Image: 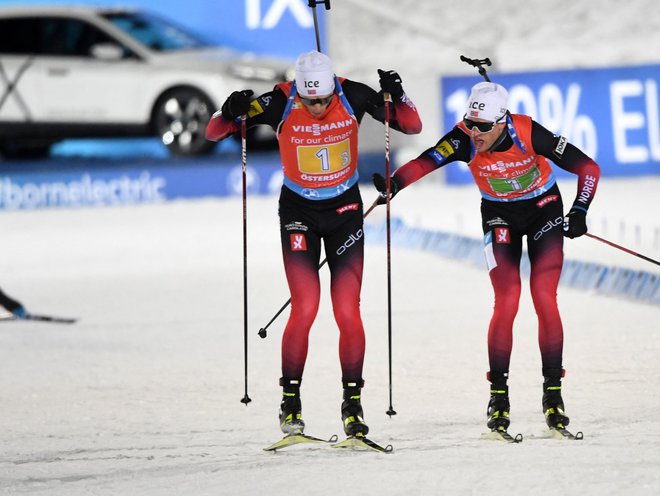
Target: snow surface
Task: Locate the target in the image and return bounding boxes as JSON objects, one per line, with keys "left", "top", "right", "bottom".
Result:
{"left": 1, "top": 176, "right": 659, "bottom": 495}
{"left": 2, "top": 1, "right": 660, "bottom": 494}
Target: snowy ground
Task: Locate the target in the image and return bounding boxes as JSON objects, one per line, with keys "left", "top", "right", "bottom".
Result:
{"left": 2, "top": 1, "right": 660, "bottom": 494}
{"left": 1, "top": 176, "right": 659, "bottom": 496}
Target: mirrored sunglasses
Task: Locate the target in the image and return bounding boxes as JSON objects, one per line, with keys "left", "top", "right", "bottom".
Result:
{"left": 462, "top": 117, "right": 498, "bottom": 133}
{"left": 299, "top": 94, "right": 333, "bottom": 106}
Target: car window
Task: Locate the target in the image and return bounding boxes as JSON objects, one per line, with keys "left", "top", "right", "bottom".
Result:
{"left": 0, "top": 18, "right": 42, "bottom": 54}
{"left": 102, "top": 11, "right": 211, "bottom": 51}
{"left": 0, "top": 16, "right": 134, "bottom": 58}
{"left": 44, "top": 17, "right": 134, "bottom": 57}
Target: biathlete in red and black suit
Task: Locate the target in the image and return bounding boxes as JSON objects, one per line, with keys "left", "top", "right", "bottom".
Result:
{"left": 206, "top": 50, "right": 421, "bottom": 438}
{"left": 373, "top": 81, "right": 600, "bottom": 433}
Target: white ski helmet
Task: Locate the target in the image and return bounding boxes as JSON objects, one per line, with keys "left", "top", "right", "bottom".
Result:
{"left": 295, "top": 50, "right": 335, "bottom": 98}
{"left": 466, "top": 82, "right": 509, "bottom": 122}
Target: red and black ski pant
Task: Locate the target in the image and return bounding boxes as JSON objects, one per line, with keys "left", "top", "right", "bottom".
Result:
{"left": 278, "top": 184, "right": 366, "bottom": 383}
{"left": 481, "top": 184, "right": 565, "bottom": 377}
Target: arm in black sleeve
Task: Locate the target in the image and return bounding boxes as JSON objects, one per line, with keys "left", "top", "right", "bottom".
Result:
{"left": 206, "top": 87, "right": 287, "bottom": 141}
{"left": 392, "top": 127, "right": 472, "bottom": 188}
{"left": 241, "top": 87, "right": 288, "bottom": 130}
{"left": 531, "top": 120, "right": 601, "bottom": 212}
{"left": 342, "top": 79, "right": 422, "bottom": 134}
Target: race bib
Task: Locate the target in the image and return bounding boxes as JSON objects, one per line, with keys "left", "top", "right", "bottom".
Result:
{"left": 487, "top": 166, "right": 541, "bottom": 194}
{"left": 297, "top": 139, "right": 351, "bottom": 174}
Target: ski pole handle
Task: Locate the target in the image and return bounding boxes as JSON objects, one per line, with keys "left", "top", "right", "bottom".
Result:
{"left": 307, "top": 0, "right": 331, "bottom": 8}
{"left": 307, "top": 0, "right": 331, "bottom": 52}
{"left": 460, "top": 55, "right": 492, "bottom": 82}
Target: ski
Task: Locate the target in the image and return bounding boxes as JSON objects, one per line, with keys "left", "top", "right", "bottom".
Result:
{"left": 332, "top": 434, "right": 393, "bottom": 453}
{"left": 0, "top": 313, "right": 78, "bottom": 324}
{"left": 543, "top": 427, "right": 584, "bottom": 440}
{"left": 482, "top": 427, "right": 523, "bottom": 443}
{"left": 263, "top": 433, "right": 338, "bottom": 452}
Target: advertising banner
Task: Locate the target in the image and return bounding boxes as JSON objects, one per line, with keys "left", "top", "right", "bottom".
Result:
{"left": 0, "top": 153, "right": 284, "bottom": 210}
{"left": 0, "top": 0, "right": 321, "bottom": 59}
{"left": 442, "top": 64, "right": 660, "bottom": 183}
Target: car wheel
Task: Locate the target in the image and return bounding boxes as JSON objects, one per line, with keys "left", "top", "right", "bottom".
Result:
{"left": 153, "top": 87, "right": 216, "bottom": 156}
{"left": 232, "top": 126, "right": 279, "bottom": 151}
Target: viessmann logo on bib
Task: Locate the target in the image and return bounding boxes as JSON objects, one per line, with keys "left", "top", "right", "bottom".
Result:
{"left": 292, "top": 119, "right": 354, "bottom": 136}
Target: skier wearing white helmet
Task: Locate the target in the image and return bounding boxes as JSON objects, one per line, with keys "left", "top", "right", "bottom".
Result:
{"left": 374, "top": 80, "right": 601, "bottom": 437}
{"left": 207, "top": 50, "right": 422, "bottom": 439}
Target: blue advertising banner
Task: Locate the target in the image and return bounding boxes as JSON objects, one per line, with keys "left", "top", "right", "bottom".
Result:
{"left": 0, "top": 150, "right": 387, "bottom": 210}
{"left": 0, "top": 153, "right": 284, "bottom": 210}
{"left": 0, "top": 0, "right": 322, "bottom": 59}
{"left": 442, "top": 64, "right": 660, "bottom": 183}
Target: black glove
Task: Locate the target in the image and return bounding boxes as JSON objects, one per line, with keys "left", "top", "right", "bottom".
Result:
{"left": 221, "top": 90, "right": 254, "bottom": 120}
{"left": 563, "top": 208, "right": 588, "bottom": 238}
{"left": 0, "top": 289, "right": 26, "bottom": 317}
{"left": 377, "top": 69, "right": 404, "bottom": 99}
{"left": 373, "top": 173, "right": 401, "bottom": 205}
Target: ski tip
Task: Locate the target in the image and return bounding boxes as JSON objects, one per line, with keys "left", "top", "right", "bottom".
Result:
{"left": 482, "top": 429, "right": 523, "bottom": 443}
{"left": 332, "top": 434, "right": 394, "bottom": 453}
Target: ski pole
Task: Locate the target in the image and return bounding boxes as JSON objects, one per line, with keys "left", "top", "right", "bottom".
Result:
{"left": 240, "top": 114, "right": 251, "bottom": 406}
{"left": 307, "top": 0, "right": 331, "bottom": 53}
{"left": 257, "top": 197, "right": 380, "bottom": 339}
{"left": 460, "top": 55, "right": 492, "bottom": 82}
{"left": 585, "top": 233, "right": 660, "bottom": 267}
{"left": 383, "top": 91, "right": 397, "bottom": 417}
{"left": 0, "top": 313, "right": 77, "bottom": 324}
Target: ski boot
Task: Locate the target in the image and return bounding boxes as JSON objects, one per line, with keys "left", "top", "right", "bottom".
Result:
{"left": 542, "top": 369, "right": 570, "bottom": 429}
{"left": 279, "top": 377, "right": 305, "bottom": 435}
{"left": 341, "top": 379, "right": 369, "bottom": 437}
{"left": 486, "top": 372, "right": 510, "bottom": 431}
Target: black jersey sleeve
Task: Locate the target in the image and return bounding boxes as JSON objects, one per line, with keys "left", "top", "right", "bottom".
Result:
{"left": 341, "top": 79, "right": 378, "bottom": 123}
{"left": 530, "top": 120, "right": 594, "bottom": 174}
{"left": 423, "top": 127, "right": 473, "bottom": 166}
{"left": 393, "top": 127, "right": 472, "bottom": 188}
{"left": 530, "top": 119, "right": 601, "bottom": 211}
{"left": 245, "top": 87, "right": 289, "bottom": 131}
{"left": 341, "top": 79, "right": 422, "bottom": 134}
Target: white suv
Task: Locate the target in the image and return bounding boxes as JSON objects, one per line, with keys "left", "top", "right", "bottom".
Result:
{"left": 0, "top": 6, "right": 292, "bottom": 157}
